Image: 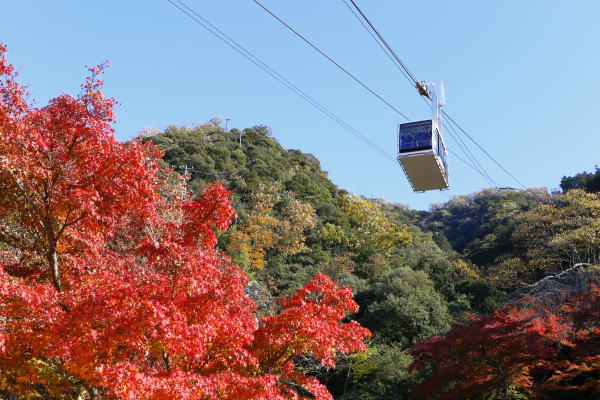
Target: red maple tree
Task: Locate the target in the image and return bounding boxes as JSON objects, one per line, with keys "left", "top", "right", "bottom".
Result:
{"left": 0, "top": 44, "right": 370, "bottom": 399}
{"left": 0, "top": 47, "right": 161, "bottom": 291}
{"left": 410, "top": 307, "right": 565, "bottom": 399}
{"left": 410, "top": 286, "right": 600, "bottom": 400}
{"left": 530, "top": 286, "right": 600, "bottom": 399}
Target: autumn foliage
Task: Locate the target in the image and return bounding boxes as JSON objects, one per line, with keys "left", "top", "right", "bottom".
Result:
{"left": 0, "top": 44, "right": 370, "bottom": 399}
{"left": 410, "top": 286, "right": 600, "bottom": 399}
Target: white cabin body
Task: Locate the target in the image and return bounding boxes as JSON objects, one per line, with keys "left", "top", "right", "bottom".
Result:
{"left": 397, "top": 119, "right": 449, "bottom": 192}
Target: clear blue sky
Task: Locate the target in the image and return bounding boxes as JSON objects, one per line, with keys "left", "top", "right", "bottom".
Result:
{"left": 3, "top": 1, "right": 600, "bottom": 209}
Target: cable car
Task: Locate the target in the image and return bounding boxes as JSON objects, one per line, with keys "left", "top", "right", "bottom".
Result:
{"left": 397, "top": 82, "right": 449, "bottom": 192}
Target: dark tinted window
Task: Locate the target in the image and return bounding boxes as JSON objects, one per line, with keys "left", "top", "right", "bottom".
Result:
{"left": 399, "top": 120, "right": 432, "bottom": 153}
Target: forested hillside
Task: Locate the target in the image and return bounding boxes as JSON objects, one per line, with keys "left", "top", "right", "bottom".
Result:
{"left": 144, "top": 122, "right": 600, "bottom": 399}
{"left": 1, "top": 43, "right": 598, "bottom": 399}
{"left": 138, "top": 122, "right": 525, "bottom": 398}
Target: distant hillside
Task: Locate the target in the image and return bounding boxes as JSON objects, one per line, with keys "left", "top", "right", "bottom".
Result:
{"left": 143, "top": 122, "right": 600, "bottom": 399}
{"left": 145, "top": 123, "right": 339, "bottom": 215}
{"left": 144, "top": 122, "right": 510, "bottom": 399}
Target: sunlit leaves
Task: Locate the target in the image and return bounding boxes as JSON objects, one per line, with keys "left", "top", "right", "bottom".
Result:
{"left": 0, "top": 45, "right": 369, "bottom": 400}
{"left": 252, "top": 272, "right": 371, "bottom": 372}
{"left": 227, "top": 184, "right": 317, "bottom": 269}
{"left": 338, "top": 194, "right": 412, "bottom": 254}
{"left": 0, "top": 48, "right": 162, "bottom": 291}
{"left": 492, "top": 189, "right": 600, "bottom": 289}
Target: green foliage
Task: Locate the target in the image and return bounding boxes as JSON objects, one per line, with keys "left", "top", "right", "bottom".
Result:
{"left": 487, "top": 189, "right": 600, "bottom": 290}
{"left": 421, "top": 188, "right": 550, "bottom": 254}
{"left": 357, "top": 267, "right": 452, "bottom": 347}
{"left": 560, "top": 166, "right": 600, "bottom": 193}
{"left": 148, "top": 122, "right": 563, "bottom": 398}
{"left": 337, "top": 194, "right": 412, "bottom": 262}
{"left": 339, "top": 344, "right": 418, "bottom": 400}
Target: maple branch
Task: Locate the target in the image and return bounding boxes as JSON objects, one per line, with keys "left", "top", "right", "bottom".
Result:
{"left": 163, "top": 351, "right": 171, "bottom": 373}
{"left": 258, "top": 345, "right": 291, "bottom": 374}
{"left": 3, "top": 167, "right": 45, "bottom": 231}
{"left": 57, "top": 211, "right": 87, "bottom": 238}
{"left": 282, "top": 380, "right": 315, "bottom": 399}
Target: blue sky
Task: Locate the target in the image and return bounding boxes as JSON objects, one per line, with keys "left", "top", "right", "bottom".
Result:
{"left": 3, "top": 1, "right": 600, "bottom": 209}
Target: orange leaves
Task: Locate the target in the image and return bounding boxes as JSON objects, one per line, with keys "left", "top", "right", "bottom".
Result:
{"left": 0, "top": 43, "right": 370, "bottom": 400}
{"left": 252, "top": 273, "right": 371, "bottom": 372}
{"left": 0, "top": 45, "right": 163, "bottom": 290}
{"left": 1, "top": 261, "right": 369, "bottom": 399}
{"left": 227, "top": 186, "right": 317, "bottom": 270}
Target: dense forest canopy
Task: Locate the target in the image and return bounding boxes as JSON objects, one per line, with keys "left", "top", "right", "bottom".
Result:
{"left": 560, "top": 166, "right": 600, "bottom": 193}
{"left": 140, "top": 120, "right": 600, "bottom": 399}
{"left": 0, "top": 44, "right": 598, "bottom": 399}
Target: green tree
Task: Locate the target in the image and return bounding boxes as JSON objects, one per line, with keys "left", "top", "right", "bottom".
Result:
{"left": 358, "top": 267, "right": 452, "bottom": 347}
{"left": 338, "top": 194, "right": 412, "bottom": 256}
{"left": 489, "top": 189, "right": 600, "bottom": 289}
{"left": 337, "top": 344, "right": 418, "bottom": 400}
{"left": 560, "top": 166, "right": 600, "bottom": 193}
{"left": 421, "top": 188, "right": 549, "bottom": 255}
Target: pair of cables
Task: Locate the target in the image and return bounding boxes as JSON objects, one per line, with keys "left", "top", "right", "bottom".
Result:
{"left": 167, "top": 0, "right": 397, "bottom": 163}
{"left": 167, "top": 0, "right": 526, "bottom": 190}
{"left": 339, "top": 0, "right": 524, "bottom": 189}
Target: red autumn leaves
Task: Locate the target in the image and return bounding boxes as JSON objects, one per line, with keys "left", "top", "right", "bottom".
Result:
{"left": 0, "top": 44, "right": 370, "bottom": 399}
{"left": 410, "top": 287, "right": 600, "bottom": 399}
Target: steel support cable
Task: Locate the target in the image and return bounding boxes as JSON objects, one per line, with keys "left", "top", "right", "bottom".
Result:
{"left": 246, "top": 0, "right": 490, "bottom": 184}
{"left": 168, "top": 0, "right": 397, "bottom": 163}
{"left": 252, "top": 0, "right": 497, "bottom": 186}
{"left": 448, "top": 149, "right": 483, "bottom": 174}
{"left": 340, "top": 0, "right": 416, "bottom": 88}
{"left": 444, "top": 125, "right": 498, "bottom": 186}
{"left": 441, "top": 123, "right": 484, "bottom": 173}
{"left": 250, "top": 0, "right": 501, "bottom": 187}
{"left": 345, "top": 0, "right": 419, "bottom": 86}
{"left": 419, "top": 96, "right": 498, "bottom": 187}
{"left": 442, "top": 110, "right": 527, "bottom": 189}
{"left": 443, "top": 117, "right": 498, "bottom": 187}
{"left": 417, "top": 95, "right": 497, "bottom": 187}
{"left": 169, "top": 0, "right": 507, "bottom": 188}
{"left": 342, "top": 0, "right": 497, "bottom": 186}
{"left": 443, "top": 120, "right": 498, "bottom": 187}
{"left": 344, "top": 0, "right": 525, "bottom": 189}
{"left": 249, "top": 0, "right": 410, "bottom": 121}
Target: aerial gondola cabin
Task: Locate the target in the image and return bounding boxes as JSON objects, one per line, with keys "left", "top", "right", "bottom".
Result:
{"left": 397, "top": 118, "right": 449, "bottom": 192}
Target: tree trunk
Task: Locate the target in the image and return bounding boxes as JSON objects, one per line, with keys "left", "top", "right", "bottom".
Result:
{"left": 47, "top": 246, "right": 61, "bottom": 292}
{"left": 503, "top": 376, "right": 510, "bottom": 400}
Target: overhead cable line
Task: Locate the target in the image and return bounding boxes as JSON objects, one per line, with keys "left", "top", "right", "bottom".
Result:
{"left": 442, "top": 110, "right": 526, "bottom": 189}
{"left": 339, "top": 0, "right": 416, "bottom": 88}
{"left": 418, "top": 94, "right": 497, "bottom": 187}
{"left": 447, "top": 149, "right": 487, "bottom": 179}
{"left": 342, "top": 0, "right": 526, "bottom": 189}
{"left": 345, "top": 0, "right": 419, "bottom": 86}
{"left": 168, "top": 0, "right": 503, "bottom": 187}
{"left": 249, "top": 0, "right": 410, "bottom": 121}
{"left": 421, "top": 95, "right": 498, "bottom": 187}
{"left": 443, "top": 122, "right": 498, "bottom": 187}
{"left": 344, "top": 0, "right": 500, "bottom": 184}
{"left": 249, "top": 0, "right": 497, "bottom": 186}
{"left": 167, "top": 0, "right": 397, "bottom": 163}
